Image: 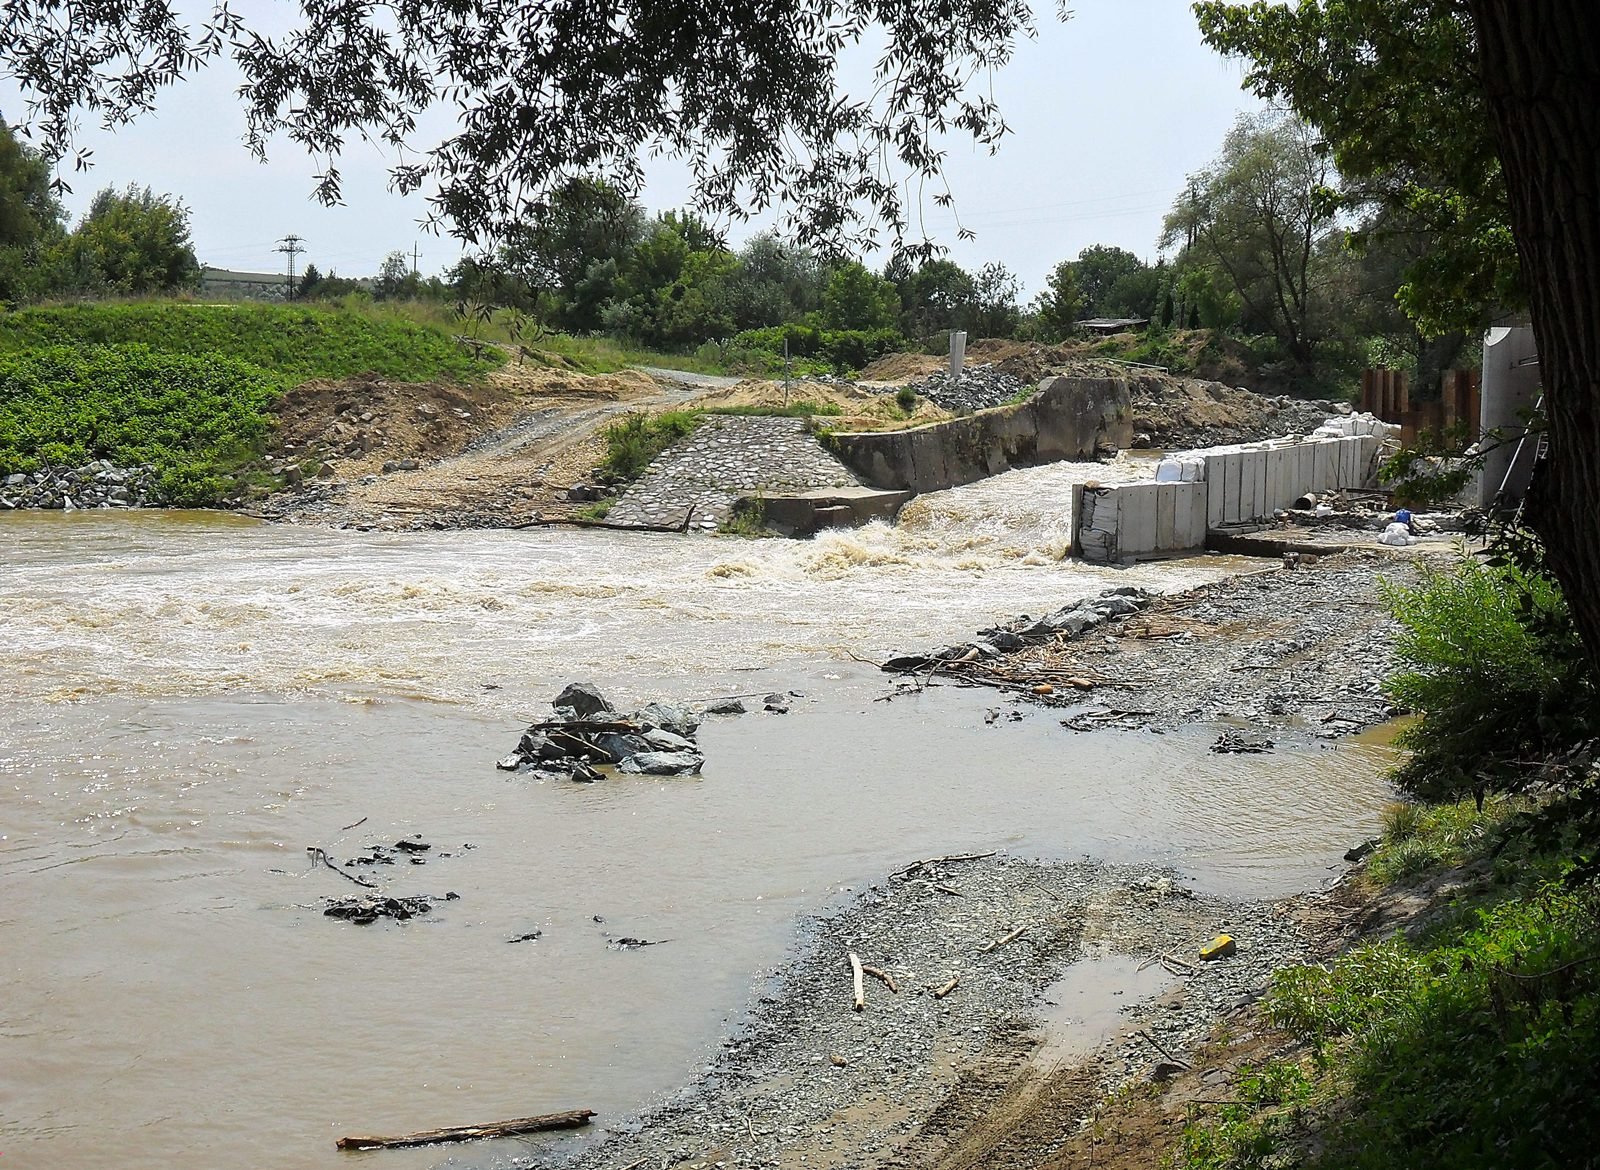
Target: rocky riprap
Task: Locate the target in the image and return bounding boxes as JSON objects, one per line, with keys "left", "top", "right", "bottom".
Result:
{"left": 881, "top": 586, "right": 1155, "bottom": 672}
{"left": 498, "top": 683, "right": 712, "bottom": 779}
{"left": 900, "top": 365, "right": 1032, "bottom": 412}
{"left": 0, "top": 462, "right": 160, "bottom": 510}
{"left": 604, "top": 415, "right": 865, "bottom": 530}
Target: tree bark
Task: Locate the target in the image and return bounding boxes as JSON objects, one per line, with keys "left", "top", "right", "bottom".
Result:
{"left": 1470, "top": 2, "right": 1600, "bottom": 665}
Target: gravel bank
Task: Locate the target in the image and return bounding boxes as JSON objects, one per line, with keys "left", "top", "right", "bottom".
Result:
{"left": 882, "top": 550, "right": 1443, "bottom": 741}
{"left": 561, "top": 854, "right": 1323, "bottom": 1170}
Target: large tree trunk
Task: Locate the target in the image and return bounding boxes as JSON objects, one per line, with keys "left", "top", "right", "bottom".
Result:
{"left": 1471, "top": 2, "right": 1600, "bottom": 665}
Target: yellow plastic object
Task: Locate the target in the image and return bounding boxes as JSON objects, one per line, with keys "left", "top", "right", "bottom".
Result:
{"left": 1199, "top": 934, "right": 1237, "bottom": 961}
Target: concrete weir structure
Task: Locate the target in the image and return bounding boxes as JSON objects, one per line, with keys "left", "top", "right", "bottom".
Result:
{"left": 826, "top": 375, "right": 1133, "bottom": 494}
{"left": 1072, "top": 417, "right": 1395, "bottom": 563}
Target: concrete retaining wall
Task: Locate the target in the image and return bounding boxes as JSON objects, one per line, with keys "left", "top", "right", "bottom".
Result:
{"left": 826, "top": 376, "right": 1133, "bottom": 495}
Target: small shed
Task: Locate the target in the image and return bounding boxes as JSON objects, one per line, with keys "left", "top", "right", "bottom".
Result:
{"left": 1075, "top": 317, "right": 1150, "bottom": 335}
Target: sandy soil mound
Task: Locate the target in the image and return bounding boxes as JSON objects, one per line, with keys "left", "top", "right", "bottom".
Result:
{"left": 859, "top": 350, "right": 945, "bottom": 381}
{"left": 682, "top": 378, "right": 953, "bottom": 431}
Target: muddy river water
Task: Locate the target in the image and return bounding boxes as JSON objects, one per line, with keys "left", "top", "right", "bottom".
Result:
{"left": 0, "top": 465, "right": 1395, "bottom": 1170}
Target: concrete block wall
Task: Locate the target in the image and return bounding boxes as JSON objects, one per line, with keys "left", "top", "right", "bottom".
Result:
{"left": 1076, "top": 430, "right": 1386, "bottom": 563}
{"left": 1074, "top": 481, "right": 1208, "bottom": 562}
{"left": 1198, "top": 434, "right": 1380, "bottom": 529}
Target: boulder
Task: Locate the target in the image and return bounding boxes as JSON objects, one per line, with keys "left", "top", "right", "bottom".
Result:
{"left": 701, "top": 698, "right": 747, "bottom": 716}
{"left": 641, "top": 727, "right": 695, "bottom": 753}
{"left": 595, "top": 732, "right": 651, "bottom": 762}
{"left": 617, "top": 750, "right": 704, "bottom": 776}
{"left": 551, "top": 682, "right": 613, "bottom": 720}
{"left": 633, "top": 701, "right": 699, "bottom": 738}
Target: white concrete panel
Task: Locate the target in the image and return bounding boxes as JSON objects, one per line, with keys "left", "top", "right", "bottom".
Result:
{"left": 1226, "top": 451, "right": 1246, "bottom": 523}
{"left": 1156, "top": 482, "right": 1177, "bottom": 550}
{"left": 1250, "top": 449, "right": 1269, "bottom": 519}
{"left": 1185, "top": 482, "right": 1209, "bottom": 546}
{"left": 1315, "top": 441, "right": 1337, "bottom": 492}
{"left": 1125, "top": 484, "right": 1158, "bottom": 555}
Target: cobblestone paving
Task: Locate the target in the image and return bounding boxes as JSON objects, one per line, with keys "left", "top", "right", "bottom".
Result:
{"left": 606, "top": 415, "right": 864, "bottom": 530}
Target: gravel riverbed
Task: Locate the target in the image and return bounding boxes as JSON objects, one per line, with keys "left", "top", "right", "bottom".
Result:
{"left": 557, "top": 854, "right": 1324, "bottom": 1170}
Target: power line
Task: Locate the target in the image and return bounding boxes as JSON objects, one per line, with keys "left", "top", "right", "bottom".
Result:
{"left": 275, "top": 234, "right": 306, "bottom": 300}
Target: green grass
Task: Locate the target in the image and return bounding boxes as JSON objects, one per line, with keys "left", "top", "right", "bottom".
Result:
{"left": 599, "top": 410, "right": 704, "bottom": 481}
{"left": 0, "top": 302, "right": 499, "bottom": 382}
{"left": 701, "top": 401, "right": 844, "bottom": 419}
{"left": 0, "top": 300, "right": 510, "bottom": 504}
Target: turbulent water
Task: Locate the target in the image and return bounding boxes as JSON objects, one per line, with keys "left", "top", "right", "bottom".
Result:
{"left": 0, "top": 462, "right": 1394, "bottom": 1170}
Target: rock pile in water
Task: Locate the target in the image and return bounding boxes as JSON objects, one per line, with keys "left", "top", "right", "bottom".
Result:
{"left": 881, "top": 586, "right": 1155, "bottom": 671}
{"left": 900, "top": 365, "right": 1032, "bottom": 412}
{"left": 498, "top": 682, "right": 706, "bottom": 779}
{"left": 0, "top": 462, "right": 160, "bottom": 510}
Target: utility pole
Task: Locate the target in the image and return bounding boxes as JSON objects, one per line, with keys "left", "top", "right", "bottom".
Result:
{"left": 412, "top": 242, "right": 420, "bottom": 278}
{"left": 277, "top": 234, "right": 306, "bottom": 301}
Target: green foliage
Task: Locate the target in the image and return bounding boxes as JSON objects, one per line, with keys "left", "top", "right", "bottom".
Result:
{"left": 718, "top": 497, "right": 770, "bottom": 537}
{"left": 0, "top": 303, "right": 498, "bottom": 383}
{"left": 1261, "top": 882, "right": 1600, "bottom": 1170}
{"left": 1071, "top": 245, "right": 1147, "bottom": 318}
{"left": 1366, "top": 796, "right": 1526, "bottom": 886}
{"left": 0, "top": 121, "right": 65, "bottom": 305}
{"left": 56, "top": 185, "right": 199, "bottom": 295}
{"left": 1193, "top": 0, "right": 1515, "bottom": 336}
{"left": 730, "top": 324, "right": 902, "bottom": 375}
{"left": 892, "top": 257, "right": 976, "bottom": 337}
{"left": 1032, "top": 259, "right": 1084, "bottom": 342}
{"left": 599, "top": 411, "right": 703, "bottom": 481}
{"left": 1381, "top": 552, "right": 1597, "bottom": 802}
{"left": 821, "top": 261, "right": 900, "bottom": 331}
{"left": 1161, "top": 112, "right": 1338, "bottom": 372}
{"left": 1174, "top": 1061, "right": 1314, "bottom": 1170}
{"left": 0, "top": 344, "right": 279, "bottom": 504}
{"left": 894, "top": 385, "right": 918, "bottom": 413}
{"left": 964, "top": 260, "right": 1022, "bottom": 338}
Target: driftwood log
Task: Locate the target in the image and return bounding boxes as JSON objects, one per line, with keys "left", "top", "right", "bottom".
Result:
{"left": 978, "top": 925, "right": 1027, "bottom": 954}
{"left": 889, "top": 851, "right": 997, "bottom": 881}
{"left": 862, "top": 964, "right": 899, "bottom": 994}
{"left": 336, "top": 1108, "right": 595, "bottom": 1150}
{"left": 932, "top": 975, "right": 961, "bottom": 1000}
{"left": 848, "top": 951, "right": 865, "bottom": 1011}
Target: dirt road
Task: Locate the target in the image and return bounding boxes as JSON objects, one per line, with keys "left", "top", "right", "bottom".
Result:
{"left": 262, "top": 362, "right": 701, "bottom": 529}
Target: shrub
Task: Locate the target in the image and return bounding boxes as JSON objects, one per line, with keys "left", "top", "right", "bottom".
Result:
{"left": 1381, "top": 550, "right": 1597, "bottom": 803}
{"left": 894, "top": 386, "right": 918, "bottom": 412}
{"left": 599, "top": 410, "right": 701, "bottom": 481}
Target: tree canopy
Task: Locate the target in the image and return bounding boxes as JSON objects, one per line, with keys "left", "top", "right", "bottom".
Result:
{"left": 1193, "top": 0, "right": 1517, "bottom": 335}
{"left": 0, "top": 0, "right": 1038, "bottom": 255}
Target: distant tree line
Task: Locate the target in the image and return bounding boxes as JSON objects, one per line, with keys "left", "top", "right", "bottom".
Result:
{"left": 0, "top": 114, "right": 1482, "bottom": 395}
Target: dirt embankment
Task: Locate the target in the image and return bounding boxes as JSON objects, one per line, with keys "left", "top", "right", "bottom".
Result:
{"left": 859, "top": 338, "right": 1340, "bottom": 449}
{"left": 260, "top": 359, "right": 673, "bottom": 529}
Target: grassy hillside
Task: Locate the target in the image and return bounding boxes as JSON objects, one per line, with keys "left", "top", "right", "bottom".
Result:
{"left": 0, "top": 301, "right": 503, "bottom": 505}
{"left": 0, "top": 302, "right": 501, "bottom": 383}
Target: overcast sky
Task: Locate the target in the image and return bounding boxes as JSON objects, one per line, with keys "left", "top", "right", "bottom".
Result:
{"left": 4, "top": 0, "right": 1263, "bottom": 298}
